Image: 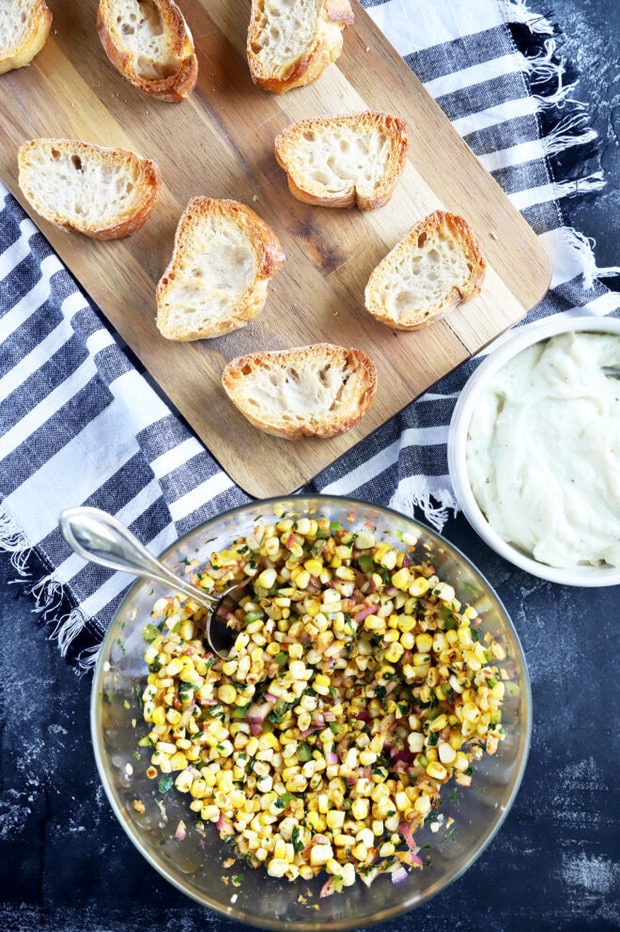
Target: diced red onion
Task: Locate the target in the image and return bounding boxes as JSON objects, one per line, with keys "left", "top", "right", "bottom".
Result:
{"left": 391, "top": 865, "right": 408, "bottom": 884}
{"left": 319, "top": 878, "right": 335, "bottom": 898}
{"left": 399, "top": 820, "right": 416, "bottom": 850}
{"left": 354, "top": 604, "right": 375, "bottom": 622}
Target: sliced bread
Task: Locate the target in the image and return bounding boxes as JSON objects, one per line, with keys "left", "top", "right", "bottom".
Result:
{"left": 364, "top": 211, "right": 487, "bottom": 330}
{"left": 97, "top": 0, "right": 198, "bottom": 102}
{"left": 221, "top": 343, "right": 377, "bottom": 440}
{"left": 156, "top": 197, "right": 286, "bottom": 341}
{"left": 274, "top": 111, "right": 408, "bottom": 210}
{"left": 247, "top": 0, "right": 354, "bottom": 94}
{"left": 17, "top": 138, "right": 162, "bottom": 239}
{"left": 0, "top": 0, "right": 52, "bottom": 74}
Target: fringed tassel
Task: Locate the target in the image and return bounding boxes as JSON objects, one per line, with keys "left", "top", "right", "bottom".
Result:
{"left": 525, "top": 37, "right": 579, "bottom": 106}
{"left": 2, "top": 509, "right": 96, "bottom": 671}
{"left": 558, "top": 227, "right": 620, "bottom": 290}
{"left": 0, "top": 511, "right": 32, "bottom": 575}
{"left": 499, "top": 0, "right": 554, "bottom": 35}
{"left": 29, "top": 570, "right": 96, "bottom": 672}
{"left": 501, "top": 0, "right": 618, "bottom": 290}
{"left": 542, "top": 109, "right": 598, "bottom": 158}
{"left": 389, "top": 478, "right": 459, "bottom": 532}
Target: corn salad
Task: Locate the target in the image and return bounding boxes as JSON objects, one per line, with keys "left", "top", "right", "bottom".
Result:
{"left": 139, "top": 514, "right": 508, "bottom": 893}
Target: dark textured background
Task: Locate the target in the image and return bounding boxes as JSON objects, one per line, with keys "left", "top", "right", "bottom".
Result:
{"left": 1, "top": 2, "right": 618, "bottom": 930}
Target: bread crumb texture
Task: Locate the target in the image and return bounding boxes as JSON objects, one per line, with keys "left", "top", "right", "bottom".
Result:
{"left": 247, "top": 0, "right": 354, "bottom": 93}
{"left": 365, "top": 210, "right": 486, "bottom": 330}
{"left": 97, "top": 0, "right": 198, "bottom": 101}
{"left": 222, "top": 343, "right": 377, "bottom": 440}
{"left": 0, "top": 0, "right": 52, "bottom": 73}
{"left": 156, "top": 197, "right": 285, "bottom": 341}
{"left": 275, "top": 111, "right": 408, "bottom": 209}
{"left": 17, "top": 138, "right": 162, "bottom": 239}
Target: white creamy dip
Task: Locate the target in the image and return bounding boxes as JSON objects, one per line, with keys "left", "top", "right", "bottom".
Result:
{"left": 466, "top": 331, "right": 620, "bottom": 568}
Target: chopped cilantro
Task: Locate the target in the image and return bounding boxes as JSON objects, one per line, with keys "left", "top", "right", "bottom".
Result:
{"left": 158, "top": 776, "right": 174, "bottom": 794}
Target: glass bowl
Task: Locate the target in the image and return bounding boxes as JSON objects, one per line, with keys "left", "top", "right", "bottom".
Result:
{"left": 91, "top": 495, "right": 531, "bottom": 930}
{"left": 447, "top": 315, "right": 620, "bottom": 587}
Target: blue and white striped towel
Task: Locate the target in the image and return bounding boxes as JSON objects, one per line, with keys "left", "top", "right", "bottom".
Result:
{"left": 1, "top": 0, "right": 618, "bottom": 669}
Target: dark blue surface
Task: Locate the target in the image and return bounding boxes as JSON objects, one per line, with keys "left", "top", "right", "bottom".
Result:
{"left": 1, "top": 1, "right": 619, "bottom": 929}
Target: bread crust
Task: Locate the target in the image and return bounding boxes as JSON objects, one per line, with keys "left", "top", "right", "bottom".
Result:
{"left": 247, "top": 0, "right": 354, "bottom": 93}
{"left": 156, "top": 197, "right": 286, "bottom": 341}
{"left": 365, "top": 210, "right": 487, "bottom": 331}
{"left": 0, "top": 0, "right": 52, "bottom": 74}
{"left": 221, "top": 343, "right": 377, "bottom": 440}
{"left": 97, "top": 0, "right": 198, "bottom": 102}
{"left": 17, "top": 138, "right": 162, "bottom": 239}
{"left": 274, "top": 111, "right": 408, "bottom": 210}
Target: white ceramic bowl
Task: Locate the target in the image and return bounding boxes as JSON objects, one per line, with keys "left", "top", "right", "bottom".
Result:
{"left": 448, "top": 314, "right": 620, "bottom": 587}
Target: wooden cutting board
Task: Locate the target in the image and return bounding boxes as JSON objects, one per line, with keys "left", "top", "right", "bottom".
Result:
{"left": 0, "top": 0, "right": 551, "bottom": 497}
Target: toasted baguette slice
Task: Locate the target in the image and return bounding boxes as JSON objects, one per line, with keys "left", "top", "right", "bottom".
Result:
{"left": 364, "top": 211, "right": 486, "bottom": 331}
{"left": 0, "top": 0, "right": 52, "bottom": 74}
{"left": 222, "top": 343, "right": 377, "bottom": 440}
{"left": 97, "top": 0, "right": 198, "bottom": 101}
{"left": 17, "top": 138, "right": 162, "bottom": 239}
{"left": 275, "top": 112, "right": 408, "bottom": 210}
{"left": 156, "top": 198, "right": 286, "bottom": 341}
{"left": 247, "top": 0, "right": 354, "bottom": 94}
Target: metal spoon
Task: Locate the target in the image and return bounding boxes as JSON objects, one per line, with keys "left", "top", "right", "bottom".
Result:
{"left": 603, "top": 366, "right": 620, "bottom": 379}
{"left": 59, "top": 506, "right": 243, "bottom": 658}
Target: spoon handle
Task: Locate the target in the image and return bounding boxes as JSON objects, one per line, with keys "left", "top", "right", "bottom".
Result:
{"left": 59, "top": 506, "right": 217, "bottom": 606}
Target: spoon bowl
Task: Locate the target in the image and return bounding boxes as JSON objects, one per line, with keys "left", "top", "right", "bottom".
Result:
{"left": 58, "top": 506, "right": 243, "bottom": 657}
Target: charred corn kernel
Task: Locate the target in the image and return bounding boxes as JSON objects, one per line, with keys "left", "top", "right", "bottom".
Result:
{"left": 352, "top": 843, "right": 369, "bottom": 862}
{"left": 438, "top": 742, "right": 457, "bottom": 764}
{"left": 351, "top": 798, "right": 370, "bottom": 821}
{"left": 326, "top": 809, "right": 345, "bottom": 830}
{"left": 364, "top": 614, "right": 385, "bottom": 632}
{"left": 454, "top": 751, "right": 470, "bottom": 771}
{"left": 356, "top": 827, "right": 374, "bottom": 849}
{"left": 400, "top": 631, "right": 415, "bottom": 651}
{"left": 432, "top": 582, "right": 455, "bottom": 602}
{"left": 408, "top": 732, "right": 424, "bottom": 753}
{"left": 391, "top": 567, "right": 411, "bottom": 590}
{"left": 310, "top": 843, "right": 333, "bottom": 866}
{"left": 334, "top": 833, "right": 356, "bottom": 848}
{"left": 313, "top": 673, "right": 331, "bottom": 695}
{"left": 218, "top": 684, "right": 237, "bottom": 705}
{"left": 256, "top": 568, "right": 277, "bottom": 590}
{"left": 384, "top": 642, "right": 404, "bottom": 663}
{"left": 174, "top": 768, "right": 194, "bottom": 792}
{"left": 394, "top": 791, "right": 409, "bottom": 812}
{"left": 486, "top": 734, "right": 500, "bottom": 755}
{"left": 151, "top": 706, "right": 166, "bottom": 727}
{"left": 416, "top": 632, "right": 434, "bottom": 652}
{"left": 398, "top": 615, "right": 416, "bottom": 634}
{"left": 409, "top": 576, "right": 430, "bottom": 596}
{"left": 306, "top": 788, "right": 326, "bottom": 810}
{"left": 293, "top": 569, "right": 311, "bottom": 589}
{"left": 426, "top": 761, "right": 448, "bottom": 781}
{"left": 463, "top": 702, "right": 481, "bottom": 723}
{"left": 414, "top": 794, "right": 432, "bottom": 816}
{"left": 354, "top": 529, "right": 375, "bottom": 549}
{"left": 201, "top": 804, "right": 220, "bottom": 822}
{"left": 304, "top": 558, "right": 323, "bottom": 577}
{"left": 428, "top": 713, "right": 448, "bottom": 733}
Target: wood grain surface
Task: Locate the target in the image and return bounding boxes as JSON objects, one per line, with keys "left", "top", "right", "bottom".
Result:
{"left": 0, "top": 0, "right": 551, "bottom": 497}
